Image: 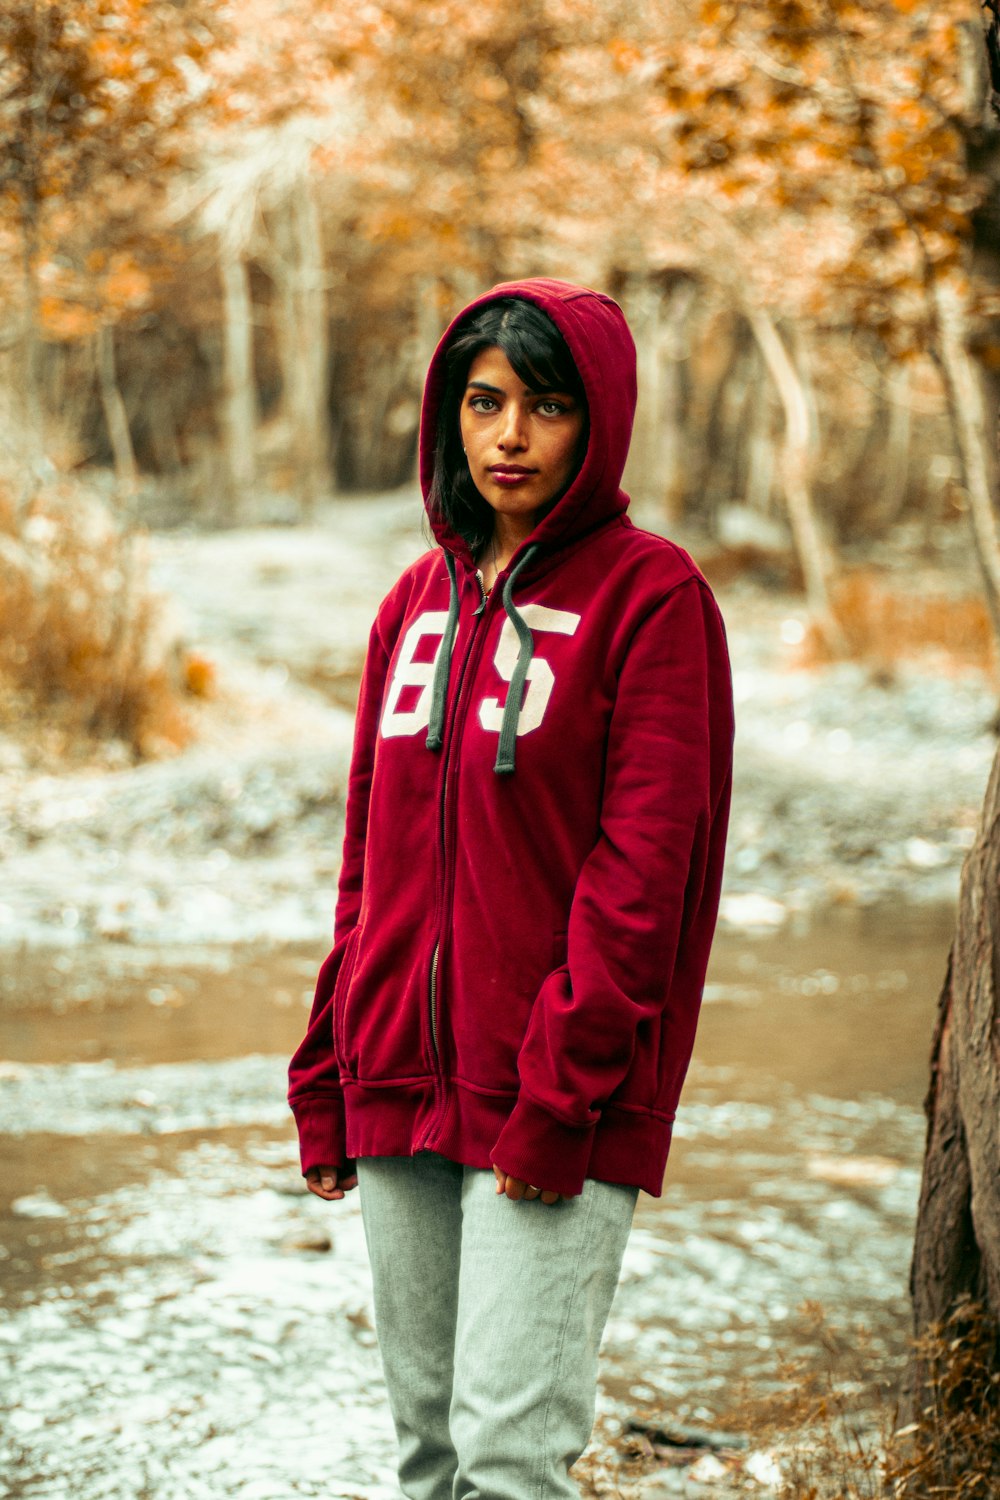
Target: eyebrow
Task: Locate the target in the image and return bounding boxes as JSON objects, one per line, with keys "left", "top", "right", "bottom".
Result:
{"left": 466, "top": 380, "right": 575, "bottom": 399}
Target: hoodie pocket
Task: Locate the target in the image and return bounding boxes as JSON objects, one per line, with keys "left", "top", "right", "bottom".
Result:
{"left": 332, "top": 925, "right": 364, "bottom": 1067}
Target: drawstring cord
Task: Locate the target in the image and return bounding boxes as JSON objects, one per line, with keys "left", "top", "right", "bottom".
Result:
{"left": 424, "top": 542, "right": 541, "bottom": 775}
{"left": 425, "top": 548, "right": 459, "bottom": 752}
{"left": 494, "top": 543, "right": 540, "bottom": 775}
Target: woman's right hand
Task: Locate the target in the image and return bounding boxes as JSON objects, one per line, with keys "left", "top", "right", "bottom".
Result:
{"left": 305, "top": 1164, "right": 358, "bottom": 1201}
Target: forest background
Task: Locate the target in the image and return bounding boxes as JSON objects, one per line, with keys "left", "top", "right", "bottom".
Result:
{"left": 5, "top": 0, "right": 1000, "bottom": 712}
{"left": 3, "top": 2, "right": 1000, "bottom": 1498}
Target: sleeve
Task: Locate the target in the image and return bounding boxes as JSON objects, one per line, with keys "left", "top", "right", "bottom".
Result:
{"left": 286, "top": 610, "right": 393, "bottom": 1175}
{"left": 490, "top": 576, "right": 734, "bottom": 1196}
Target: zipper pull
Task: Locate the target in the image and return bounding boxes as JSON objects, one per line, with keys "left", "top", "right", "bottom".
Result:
{"left": 473, "top": 570, "right": 489, "bottom": 617}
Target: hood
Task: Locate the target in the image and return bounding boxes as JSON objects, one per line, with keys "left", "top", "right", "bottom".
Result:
{"left": 418, "top": 278, "right": 637, "bottom": 778}
{"left": 418, "top": 277, "right": 638, "bottom": 569}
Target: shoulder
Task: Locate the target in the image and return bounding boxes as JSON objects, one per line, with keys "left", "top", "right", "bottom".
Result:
{"left": 586, "top": 516, "right": 721, "bottom": 612}
{"left": 370, "top": 547, "right": 443, "bottom": 649}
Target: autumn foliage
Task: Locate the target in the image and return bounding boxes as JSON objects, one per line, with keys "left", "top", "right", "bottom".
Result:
{"left": 0, "top": 0, "right": 998, "bottom": 736}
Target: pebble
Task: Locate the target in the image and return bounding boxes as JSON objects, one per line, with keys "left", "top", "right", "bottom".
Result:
{"left": 11, "top": 1192, "right": 70, "bottom": 1220}
{"left": 279, "top": 1227, "right": 333, "bottom": 1254}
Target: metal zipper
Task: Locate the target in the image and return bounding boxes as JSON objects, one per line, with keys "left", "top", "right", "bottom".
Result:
{"left": 428, "top": 940, "right": 440, "bottom": 1062}
{"left": 421, "top": 571, "right": 496, "bottom": 1142}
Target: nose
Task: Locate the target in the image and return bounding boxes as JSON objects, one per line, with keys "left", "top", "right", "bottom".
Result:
{"left": 496, "top": 400, "right": 528, "bottom": 452}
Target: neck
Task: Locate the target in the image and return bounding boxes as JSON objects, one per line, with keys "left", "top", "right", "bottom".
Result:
{"left": 490, "top": 513, "right": 536, "bottom": 570}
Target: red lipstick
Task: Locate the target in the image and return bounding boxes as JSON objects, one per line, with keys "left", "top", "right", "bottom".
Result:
{"left": 489, "top": 464, "right": 537, "bottom": 486}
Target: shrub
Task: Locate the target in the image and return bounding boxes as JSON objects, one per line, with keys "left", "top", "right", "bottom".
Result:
{"left": 806, "top": 569, "right": 996, "bottom": 674}
{"left": 0, "top": 478, "right": 193, "bottom": 758}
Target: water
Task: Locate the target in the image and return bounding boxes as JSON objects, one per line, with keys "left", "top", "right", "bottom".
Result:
{"left": 0, "top": 904, "right": 954, "bottom": 1497}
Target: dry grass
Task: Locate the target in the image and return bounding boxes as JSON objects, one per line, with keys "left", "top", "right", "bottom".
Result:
{"left": 577, "top": 1300, "right": 1000, "bottom": 1500}
{"left": 730, "top": 1301, "right": 1000, "bottom": 1498}
{"left": 805, "top": 569, "right": 997, "bottom": 675}
{"left": 0, "top": 478, "right": 204, "bottom": 760}
{"left": 887, "top": 1299, "right": 1000, "bottom": 1500}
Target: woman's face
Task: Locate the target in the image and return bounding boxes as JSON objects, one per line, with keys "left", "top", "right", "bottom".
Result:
{"left": 459, "top": 347, "right": 586, "bottom": 534}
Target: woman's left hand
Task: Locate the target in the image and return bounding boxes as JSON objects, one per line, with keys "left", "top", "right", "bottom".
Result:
{"left": 492, "top": 1164, "right": 563, "bottom": 1205}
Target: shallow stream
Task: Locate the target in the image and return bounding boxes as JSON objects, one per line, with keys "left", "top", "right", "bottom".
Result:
{"left": 0, "top": 903, "right": 953, "bottom": 1498}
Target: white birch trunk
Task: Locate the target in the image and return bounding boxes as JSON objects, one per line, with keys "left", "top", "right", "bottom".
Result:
{"left": 96, "top": 323, "right": 138, "bottom": 498}
{"left": 220, "top": 244, "right": 256, "bottom": 513}
{"left": 881, "top": 362, "right": 912, "bottom": 525}
{"left": 749, "top": 310, "right": 843, "bottom": 647}
{"left": 272, "top": 178, "right": 329, "bottom": 513}
{"left": 659, "top": 280, "right": 696, "bottom": 522}
{"left": 626, "top": 280, "right": 664, "bottom": 509}
{"left": 933, "top": 280, "right": 1000, "bottom": 637}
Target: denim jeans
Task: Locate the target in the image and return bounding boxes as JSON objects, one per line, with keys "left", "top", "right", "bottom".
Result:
{"left": 356, "top": 1150, "right": 638, "bottom": 1500}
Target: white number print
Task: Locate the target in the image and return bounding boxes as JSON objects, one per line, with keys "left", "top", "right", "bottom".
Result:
{"left": 478, "top": 605, "right": 581, "bottom": 738}
{"left": 380, "top": 612, "right": 453, "bottom": 738}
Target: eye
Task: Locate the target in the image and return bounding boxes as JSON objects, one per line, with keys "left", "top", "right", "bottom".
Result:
{"left": 537, "top": 398, "right": 570, "bottom": 416}
{"left": 468, "top": 394, "right": 498, "bottom": 413}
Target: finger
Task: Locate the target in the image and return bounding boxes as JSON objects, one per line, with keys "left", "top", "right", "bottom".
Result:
{"left": 493, "top": 1165, "right": 506, "bottom": 1194}
{"left": 305, "top": 1179, "right": 343, "bottom": 1200}
{"left": 305, "top": 1167, "right": 345, "bottom": 1201}
{"left": 504, "top": 1176, "right": 526, "bottom": 1202}
{"left": 523, "top": 1184, "right": 541, "bottom": 1200}
{"left": 540, "top": 1189, "right": 561, "bottom": 1205}
{"left": 339, "top": 1174, "right": 359, "bottom": 1192}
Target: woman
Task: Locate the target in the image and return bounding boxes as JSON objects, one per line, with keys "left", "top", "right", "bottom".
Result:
{"left": 288, "top": 277, "right": 734, "bottom": 1500}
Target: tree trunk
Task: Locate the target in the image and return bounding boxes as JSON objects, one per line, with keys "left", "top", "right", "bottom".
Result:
{"left": 96, "top": 323, "right": 138, "bottom": 498}
{"left": 933, "top": 281, "right": 1000, "bottom": 643}
{"left": 658, "top": 279, "right": 696, "bottom": 523}
{"left": 748, "top": 310, "right": 844, "bottom": 649}
{"left": 624, "top": 277, "right": 664, "bottom": 510}
{"left": 16, "top": 216, "right": 46, "bottom": 521}
{"left": 880, "top": 362, "right": 913, "bottom": 527}
{"left": 412, "top": 277, "right": 445, "bottom": 482}
{"left": 220, "top": 243, "right": 256, "bottom": 517}
{"left": 744, "top": 354, "right": 776, "bottom": 519}
{"left": 906, "top": 0, "right": 1000, "bottom": 1375}
{"left": 271, "top": 178, "right": 329, "bottom": 514}
{"left": 625, "top": 276, "right": 695, "bottom": 521}
{"left": 909, "top": 740, "right": 1000, "bottom": 1354}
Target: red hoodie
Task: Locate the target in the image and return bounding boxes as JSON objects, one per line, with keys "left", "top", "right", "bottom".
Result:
{"left": 288, "top": 278, "right": 734, "bottom": 1198}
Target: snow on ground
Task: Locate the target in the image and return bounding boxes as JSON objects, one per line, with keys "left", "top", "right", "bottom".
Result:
{"left": 0, "top": 490, "right": 994, "bottom": 948}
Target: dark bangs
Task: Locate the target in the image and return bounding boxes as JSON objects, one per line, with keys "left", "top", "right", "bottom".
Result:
{"left": 429, "top": 297, "right": 588, "bottom": 557}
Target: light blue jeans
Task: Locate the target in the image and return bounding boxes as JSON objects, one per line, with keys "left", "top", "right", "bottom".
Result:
{"left": 356, "top": 1151, "right": 638, "bottom": 1500}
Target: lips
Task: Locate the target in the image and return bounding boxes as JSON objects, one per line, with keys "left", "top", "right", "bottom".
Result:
{"left": 489, "top": 465, "right": 536, "bottom": 476}
{"left": 488, "top": 466, "right": 537, "bottom": 487}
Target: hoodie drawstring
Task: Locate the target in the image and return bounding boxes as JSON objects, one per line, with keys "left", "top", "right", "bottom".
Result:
{"left": 425, "top": 548, "right": 459, "bottom": 752}
{"left": 424, "top": 542, "right": 541, "bottom": 774}
{"left": 494, "top": 543, "right": 540, "bottom": 775}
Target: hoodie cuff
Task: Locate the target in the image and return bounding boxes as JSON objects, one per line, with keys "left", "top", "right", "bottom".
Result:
{"left": 491, "top": 1096, "right": 597, "bottom": 1198}
{"left": 290, "top": 1092, "right": 350, "bottom": 1176}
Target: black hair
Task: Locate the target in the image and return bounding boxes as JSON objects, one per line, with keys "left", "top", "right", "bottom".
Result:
{"left": 429, "top": 297, "right": 589, "bottom": 557}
